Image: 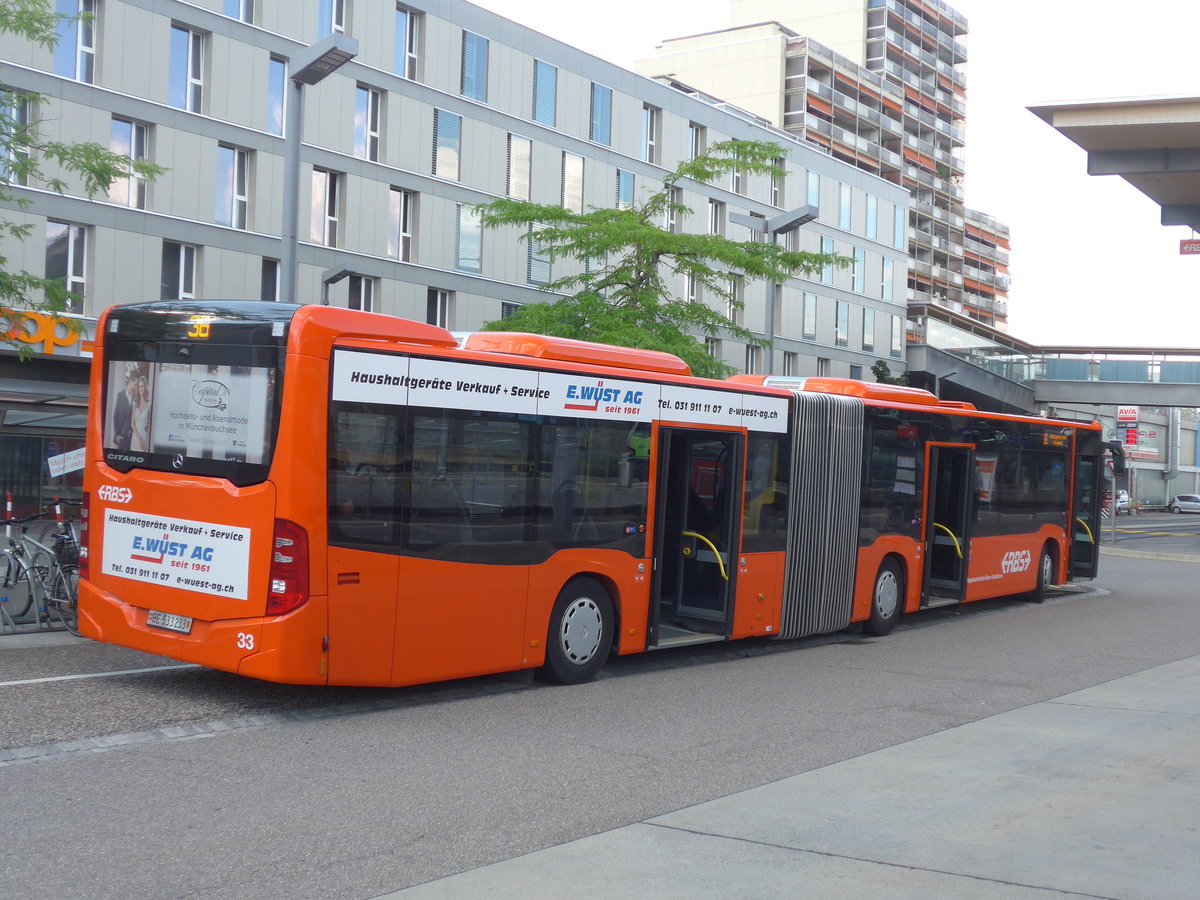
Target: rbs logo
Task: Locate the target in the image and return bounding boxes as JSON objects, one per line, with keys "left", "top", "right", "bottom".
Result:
{"left": 1001, "top": 550, "right": 1032, "bottom": 574}
{"left": 97, "top": 485, "right": 134, "bottom": 504}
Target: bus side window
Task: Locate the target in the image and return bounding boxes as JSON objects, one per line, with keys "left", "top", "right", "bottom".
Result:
{"left": 328, "top": 405, "right": 405, "bottom": 546}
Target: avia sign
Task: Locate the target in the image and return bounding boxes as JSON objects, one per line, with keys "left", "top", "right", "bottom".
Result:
{"left": 1116, "top": 406, "right": 1139, "bottom": 422}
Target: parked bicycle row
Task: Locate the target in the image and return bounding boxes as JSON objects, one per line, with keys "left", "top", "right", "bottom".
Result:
{"left": 0, "top": 496, "right": 82, "bottom": 635}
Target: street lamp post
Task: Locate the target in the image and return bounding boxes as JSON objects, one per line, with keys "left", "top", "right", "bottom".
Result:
{"left": 729, "top": 205, "right": 818, "bottom": 374}
{"left": 279, "top": 34, "right": 358, "bottom": 305}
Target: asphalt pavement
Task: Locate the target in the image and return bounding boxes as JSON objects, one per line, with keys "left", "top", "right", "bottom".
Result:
{"left": 391, "top": 527, "right": 1200, "bottom": 899}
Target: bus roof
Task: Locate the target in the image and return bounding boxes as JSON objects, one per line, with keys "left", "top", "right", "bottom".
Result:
{"left": 458, "top": 332, "right": 692, "bottom": 376}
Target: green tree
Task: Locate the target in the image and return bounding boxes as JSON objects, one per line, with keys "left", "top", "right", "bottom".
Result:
{"left": 0, "top": 0, "right": 163, "bottom": 354}
{"left": 871, "top": 360, "right": 909, "bottom": 385}
{"left": 477, "top": 140, "right": 844, "bottom": 379}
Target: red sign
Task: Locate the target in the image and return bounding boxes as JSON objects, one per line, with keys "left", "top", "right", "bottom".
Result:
{"left": 1181, "top": 240, "right": 1200, "bottom": 255}
{"left": 1116, "top": 406, "right": 1139, "bottom": 422}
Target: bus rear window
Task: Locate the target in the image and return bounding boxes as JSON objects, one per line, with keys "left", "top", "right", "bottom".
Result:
{"left": 102, "top": 357, "right": 279, "bottom": 484}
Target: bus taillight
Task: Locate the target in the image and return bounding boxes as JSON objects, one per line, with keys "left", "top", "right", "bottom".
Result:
{"left": 267, "top": 518, "right": 309, "bottom": 616}
{"left": 79, "top": 493, "right": 90, "bottom": 580}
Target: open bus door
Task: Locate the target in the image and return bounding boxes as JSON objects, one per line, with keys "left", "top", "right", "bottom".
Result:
{"left": 1069, "top": 453, "right": 1102, "bottom": 579}
{"left": 922, "top": 443, "right": 975, "bottom": 606}
{"left": 650, "top": 428, "right": 743, "bottom": 648}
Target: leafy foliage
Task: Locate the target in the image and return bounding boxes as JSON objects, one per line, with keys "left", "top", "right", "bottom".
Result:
{"left": 478, "top": 140, "right": 845, "bottom": 379}
{"left": 871, "top": 360, "right": 909, "bottom": 385}
{"left": 0, "top": 0, "right": 164, "bottom": 354}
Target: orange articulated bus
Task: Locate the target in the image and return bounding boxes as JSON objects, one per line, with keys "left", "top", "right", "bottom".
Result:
{"left": 80, "top": 301, "right": 1110, "bottom": 686}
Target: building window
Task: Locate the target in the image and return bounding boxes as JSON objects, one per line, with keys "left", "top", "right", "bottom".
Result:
{"left": 507, "top": 134, "right": 531, "bottom": 200}
{"left": 433, "top": 109, "right": 461, "bottom": 181}
{"left": 745, "top": 345, "right": 762, "bottom": 375}
{"left": 893, "top": 205, "right": 906, "bottom": 250}
{"left": 862, "top": 308, "right": 875, "bottom": 353}
{"left": 388, "top": 188, "right": 414, "bottom": 260}
{"left": 456, "top": 203, "right": 481, "bottom": 273}
{"left": 708, "top": 199, "right": 725, "bottom": 236}
{"left": 688, "top": 122, "right": 705, "bottom": 161}
{"left": 839, "top": 184, "right": 852, "bottom": 230}
{"left": 527, "top": 224, "right": 550, "bottom": 285}
{"left": 783, "top": 351, "right": 798, "bottom": 376}
{"left": 730, "top": 166, "right": 743, "bottom": 195}
{"left": 772, "top": 284, "right": 783, "bottom": 337}
{"left": 347, "top": 274, "right": 373, "bottom": 311}
{"left": 726, "top": 276, "right": 744, "bottom": 325}
{"left": 161, "top": 240, "right": 197, "bottom": 300}
{"left": 866, "top": 195, "right": 877, "bottom": 240}
{"left": 427, "top": 288, "right": 451, "bottom": 328}
{"left": 705, "top": 337, "right": 721, "bottom": 359}
{"left": 261, "top": 258, "right": 279, "bottom": 302}
{"left": 267, "top": 56, "right": 286, "bottom": 136}
{"left": 169, "top": 25, "right": 204, "bottom": 112}
{"left": 224, "top": 0, "right": 253, "bottom": 22}
{"left": 891, "top": 316, "right": 904, "bottom": 358}
{"left": 54, "top": 0, "right": 95, "bottom": 84}
{"left": 108, "top": 118, "right": 148, "bottom": 209}
{"left": 642, "top": 105, "right": 659, "bottom": 163}
{"left": 806, "top": 170, "right": 820, "bottom": 208}
{"left": 45, "top": 220, "right": 87, "bottom": 313}
{"left": 849, "top": 364, "right": 863, "bottom": 380}
{"left": 319, "top": 0, "right": 347, "bottom": 37}
{"left": 561, "top": 151, "right": 583, "bottom": 213}
{"left": 499, "top": 300, "right": 519, "bottom": 319}
{"left": 820, "top": 236, "right": 834, "bottom": 284}
{"left": 216, "top": 144, "right": 249, "bottom": 228}
{"left": 686, "top": 274, "right": 701, "bottom": 305}
{"left": 853, "top": 247, "right": 866, "bottom": 293}
{"left": 835, "top": 301, "right": 848, "bottom": 348}
{"left": 354, "top": 85, "right": 382, "bottom": 161}
{"left": 1, "top": 92, "right": 33, "bottom": 185}
{"left": 882, "top": 257, "right": 894, "bottom": 301}
{"left": 589, "top": 83, "right": 611, "bottom": 145}
{"left": 771, "top": 159, "right": 784, "bottom": 207}
{"left": 532, "top": 59, "right": 556, "bottom": 126}
{"left": 310, "top": 169, "right": 340, "bottom": 246}
{"left": 802, "top": 292, "right": 816, "bottom": 341}
{"left": 817, "top": 357, "right": 830, "bottom": 376}
{"left": 395, "top": 5, "right": 420, "bottom": 80}
{"left": 616, "top": 170, "right": 634, "bottom": 210}
{"left": 461, "top": 31, "right": 488, "bottom": 102}
{"left": 666, "top": 186, "right": 682, "bottom": 233}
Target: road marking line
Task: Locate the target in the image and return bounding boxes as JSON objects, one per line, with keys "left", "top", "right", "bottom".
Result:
{"left": 0, "top": 663, "right": 199, "bottom": 687}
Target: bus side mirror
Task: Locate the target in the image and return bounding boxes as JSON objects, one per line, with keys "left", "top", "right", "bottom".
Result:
{"left": 1104, "top": 440, "right": 1127, "bottom": 476}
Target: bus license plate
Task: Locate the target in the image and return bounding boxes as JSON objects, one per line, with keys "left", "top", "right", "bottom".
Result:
{"left": 146, "top": 610, "right": 193, "bottom": 634}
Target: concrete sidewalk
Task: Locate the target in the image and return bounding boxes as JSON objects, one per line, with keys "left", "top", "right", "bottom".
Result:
{"left": 392, "top": 655, "right": 1200, "bottom": 899}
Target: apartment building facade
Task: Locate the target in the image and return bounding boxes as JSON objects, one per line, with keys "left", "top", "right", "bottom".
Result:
{"left": 0, "top": 0, "right": 909, "bottom": 509}
{"left": 638, "top": 0, "right": 1011, "bottom": 331}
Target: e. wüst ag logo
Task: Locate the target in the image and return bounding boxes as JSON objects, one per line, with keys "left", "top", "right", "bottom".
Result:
{"left": 1001, "top": 550, "right": 1032, "bottom": 574}
{"left": 564, "top": 381, "right": 644, "bottom": 413}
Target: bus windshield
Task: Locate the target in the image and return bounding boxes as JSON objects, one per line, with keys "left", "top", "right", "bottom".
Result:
{"left": 100, "top": 302, "right": 292, "bottom": 486}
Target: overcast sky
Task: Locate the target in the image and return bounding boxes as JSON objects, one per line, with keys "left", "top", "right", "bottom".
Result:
{"left": 472, "top": 0, "right": 1200, "bottom": 348}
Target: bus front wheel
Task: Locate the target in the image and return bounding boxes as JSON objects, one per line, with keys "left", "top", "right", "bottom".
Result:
{"left": 864, "top": 558, "right": 903, "bottom": 636}
{"left": 541, "top": 577, "right": 613, "bottom": 685}
{"left": 1029, "top": 545, "right": 1055, "bottom": 604}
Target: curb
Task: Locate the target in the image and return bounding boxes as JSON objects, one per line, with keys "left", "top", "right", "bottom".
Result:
{"left": 1100, "top": 545, "right": 1200, "bottom": 563}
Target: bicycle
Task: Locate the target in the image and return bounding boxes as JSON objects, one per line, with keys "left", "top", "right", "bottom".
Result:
{"left": 48, "top": 497, "right": 82, "bottom": 635}
{"left": 0, "top": 508, "right": 78, "bottom": 634}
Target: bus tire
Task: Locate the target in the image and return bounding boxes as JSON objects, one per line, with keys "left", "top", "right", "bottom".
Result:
{"left": 864, "top": 558, "right": 903, "bottom": 636}
{"left": 541, "top": 577, "right": 613, "bottom": 685}
{"left": 1030, "top": 545, "right": 1055, "bottom": 604}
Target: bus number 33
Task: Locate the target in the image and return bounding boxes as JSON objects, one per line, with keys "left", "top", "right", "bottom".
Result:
{"left": 236, "top": 632, "right": 255, "bottom": 650}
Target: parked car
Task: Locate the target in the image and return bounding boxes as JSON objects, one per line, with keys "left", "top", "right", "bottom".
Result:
{"left": 1105, "top": 489, "right": 1131, "bottom": 514}
{"left": 1169, "top": 494, "right": 1200, "bottom": 514}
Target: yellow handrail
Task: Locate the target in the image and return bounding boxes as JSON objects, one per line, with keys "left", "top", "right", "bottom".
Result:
{"left": 1075, "top": 517, "right": 1095, "bottom": 543}
{"left": 932, "top": 522, "right": 963, "bottom": 559}
{"left": 681, "top": 530, "right": 729, "bottom": 581}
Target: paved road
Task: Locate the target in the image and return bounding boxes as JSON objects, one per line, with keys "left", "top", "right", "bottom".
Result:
{"left": 1, "top": 550, "right": 1197, "bottom": 898}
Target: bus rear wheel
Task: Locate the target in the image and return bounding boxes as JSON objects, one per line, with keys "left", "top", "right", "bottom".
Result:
{"left": 864, "top": 558, "right": 903, "bottom": 636}
{"left": 541, "top": 577, "right": 613, "bottom": 685}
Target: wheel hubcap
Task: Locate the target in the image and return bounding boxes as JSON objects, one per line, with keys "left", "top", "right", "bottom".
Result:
{"left": 1042, "top": 553, "right": 1053, "bottom": 587}
{"left": 560, "top": 597, "right": 603, "bottom": 664}
{"left": 874, "top": 570, "right": 898, "bottom": 619}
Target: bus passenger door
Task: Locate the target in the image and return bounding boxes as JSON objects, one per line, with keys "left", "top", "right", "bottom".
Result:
{"left": 922, "top": 443, "right": 974, "bottom": 606}
{"left": 1069, "top": 454, "right": 1102, "bottom": 579}
{"left": 650, "top": 428, "right": 743, "bottom": 646}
